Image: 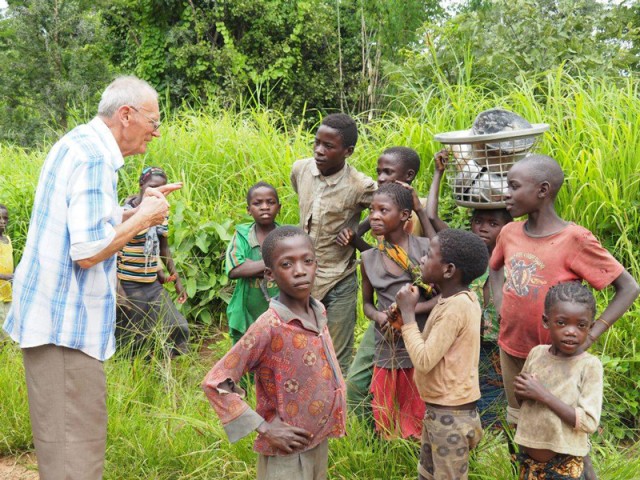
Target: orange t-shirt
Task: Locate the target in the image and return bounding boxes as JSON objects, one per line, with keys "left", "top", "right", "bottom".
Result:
{"left": 489, "top": 222, "right": 623, "bottom": 359}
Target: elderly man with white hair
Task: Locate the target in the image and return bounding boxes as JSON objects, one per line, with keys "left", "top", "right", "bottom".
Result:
{"left": 3, "top": 76, "right": 181, "bottom": 479}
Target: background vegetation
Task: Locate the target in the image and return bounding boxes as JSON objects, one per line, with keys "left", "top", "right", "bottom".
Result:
{"left": 1, "top": 0, "right": 639, "bottom": 478}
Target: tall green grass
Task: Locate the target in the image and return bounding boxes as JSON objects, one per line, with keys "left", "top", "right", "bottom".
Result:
{"left": 1, "top": 71, "right": 639, "bottom": 477}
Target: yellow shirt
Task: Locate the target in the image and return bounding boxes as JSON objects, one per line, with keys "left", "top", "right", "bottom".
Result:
{"left": 0, "top": 235, "right": 13, "bottom": 302}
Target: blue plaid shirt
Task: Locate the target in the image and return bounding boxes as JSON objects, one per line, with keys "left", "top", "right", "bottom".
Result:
{"left": 3, "top": 118, "right": 124, "bottom": 361}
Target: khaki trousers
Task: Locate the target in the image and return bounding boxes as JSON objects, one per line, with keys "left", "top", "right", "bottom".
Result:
{"left": 23, "top": 344, "right": 107, "bottom": 480}
{"left": 257, "top": 439, "right": 329, "bottom": 480}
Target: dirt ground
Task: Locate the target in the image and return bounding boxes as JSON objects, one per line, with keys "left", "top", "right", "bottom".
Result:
{"left": 0, "top": 455, "right": 38, "bottom": 480}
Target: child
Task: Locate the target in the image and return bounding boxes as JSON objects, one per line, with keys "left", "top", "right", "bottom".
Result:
{"left": 116, "top": 166, "right": 190, "bottom": 356}
{"left": 490, "top": 154, "right": 639, "bottom": 478}
{"left": 0, "top": 205, "right": 12, "bottom": 325}
{"left": 427, "top": 150, "right": 512, "bottom": 427}
{"left": 343, "top": 146, "right": 434, "bottom": 418}
{"left": 514, "top": 281, "right": 603, "bottom": 479}
{"left": 361, "top": 183, "right": 436, "bottom": 439}
{"left": 202, "top": 226, "right": 346, "bottom": 480}
{"left": 337, "top": 146, "right": 436, "bottom": 250}
{"left": 226, "top": 181, "right": 280, "bottom": 344}
{"left": 396, "top": 228, "right": 489, "bottom": 480}
{"left": 290, "top": 113, "right": 376, "bottom": 375}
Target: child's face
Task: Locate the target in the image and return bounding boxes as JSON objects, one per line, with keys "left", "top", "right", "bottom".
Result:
{"left": 140, "top": 175, "right": 167, "bottom": 196}
{"left": 376, "top": 154, "right": 413, "bottom": 185}
{"left": 0, "top": 208, "right": 7, "bottom": 234}
{"left": 247, "top": 187, "right": 280, "bottom": 226}
{"left": 419, "top": 236, "right": 446, "bottom": 286}
{"left": 313, "top": 125, "right": 353, "bottom": 176}
{"left": 369, "top": 193, "right": 410, "bottom": 238}
{"left": 543, "top": 301, "right": 593, "bottom": 357}
{"left": 505, "top": 163, "right": 542, "bottom": 218}
{"left": 265, "top": 235, "right": 317, "bottom": 304}
{"left": 470, "top": 211, "right": 508, "bottom": 250}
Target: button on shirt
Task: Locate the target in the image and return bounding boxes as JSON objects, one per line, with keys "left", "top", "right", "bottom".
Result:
{"left": 290, "top": 158, "right": 376, "bottom": 299}
{"left": 3, "top": 117, "right": 124, "bottom": 361}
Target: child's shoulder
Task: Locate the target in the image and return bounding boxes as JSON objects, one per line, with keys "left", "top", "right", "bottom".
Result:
{"left": 232, "top": 222, "right": 255, "bottom": 237}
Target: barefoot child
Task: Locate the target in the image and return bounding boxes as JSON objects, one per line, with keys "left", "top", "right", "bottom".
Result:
{"left": 226, "top": 182, "right": 281, "bottom": 344}
{"left": 343, "top": 146, "right": 434, "bottom": 418}
{"left": 361, "top": 183, "right": 436, "bottom": 439}
{"left": 426, "top": 150, "right": 512, "bottom": 427}
{"left": 515, "top": 282, "right": 603, "bottom": 479}
{"left": 116, "top": 167, "right": 190, "bottom": 356}
{"left": 291, "top": 113, "right": 376, "bottom": 374}
{"left": 489, "top": 155, "right": 639, "bottom": 477}
{"left": 0, "top": 205, "right": 12, "bottom": 325}
{"left": 202, "top": 226, "right": 346, "bottom": 480}
{"left": 396, "top": 229, "right": 489, "bottom": 480}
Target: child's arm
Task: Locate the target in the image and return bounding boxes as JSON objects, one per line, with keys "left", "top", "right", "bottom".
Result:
{"left": 395, "top": 284, "right": 459, "bottom": 374}
{"left": 0, "top": 273, "right": 12, "bottom": 281}
{"left": 395, "top": 181, "right": 437, "bottom": 239}
{"left": 514, "top": 372, "right": 577, "bottom": 427}
{"left": 426, "top": 149, "right": 451, "bottom": 233}
{"left": 228, "top": 259, "right": 267, "bottom": 279}
{"left": 226, "top": 229, "right": 266, "bottom": 280}
{"left": 159, "top": 236, "right": 187, "bottom": 304}
{"left": 584, "top": 270, "right": 640, "bottom": 349}
{"left": 336, "top": 218, "right": 373, "bottom": 252}
{"left": 361, "top": 262, "right": 391, "bottom": 330}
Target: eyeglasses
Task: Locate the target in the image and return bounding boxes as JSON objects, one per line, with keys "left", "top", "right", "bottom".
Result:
{"left": 129, "top": 105, "right": 161, "bottom": 131}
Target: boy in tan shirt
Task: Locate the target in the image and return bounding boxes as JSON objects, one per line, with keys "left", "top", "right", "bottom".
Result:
{"left": 396, "top": 228, "right": 489, "bottom": 480}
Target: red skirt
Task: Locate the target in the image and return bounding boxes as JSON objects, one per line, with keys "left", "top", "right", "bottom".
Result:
{"left": 370, "top": 366, "right": 425, "bottom": 440}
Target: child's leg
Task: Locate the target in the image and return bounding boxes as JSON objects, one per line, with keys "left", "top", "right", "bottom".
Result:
{"left": 346, "top": 322, "right": 376, "bottom": 420}
{"left": 499, "top": 348, "right": 526, "bottom": 425}
{"left": 396, "top": 367, "right": 425, "bottom": 440}
{"left": 320, "top": 273, "right": 358, "bottom": 375}
{"left": 257, "top": 439, "right": 329, "bottom": 480}
{"left": 370, "top": 366, "right": 397, "bottom": 439}
{"left": 419, "top": 406, "right": 483, "bottom": 480}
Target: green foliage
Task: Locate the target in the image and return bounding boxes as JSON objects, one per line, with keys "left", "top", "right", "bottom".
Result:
{"left": 0, "top": 0, "right": 114, "bottom": 146}
{"left": 400, "top": 0, "right": 639, "bottom": 88}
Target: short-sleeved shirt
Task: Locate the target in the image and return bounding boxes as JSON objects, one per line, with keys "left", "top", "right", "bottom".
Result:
{"left": 490, "top": 222, "right": 623, "bottom": 359}
{"left": 201, "top": 297, "right": 347, "bottom": 456}
{"left": 361, "top": 235, "right": 430, "bottom": 369}
{"left": 3, "top": 117, "right": 123, "bottom": 361}
{"left": 515, "top": 345, "right": 603, "bottom": 457}
{"left": 0, "top": 235, "right": 13, "bottom": 302}
{"left": 225, "top": 222, "right": 279, "bottom": 338}
{"left": 291, "top": 158, "right": 376, "bottom": 299}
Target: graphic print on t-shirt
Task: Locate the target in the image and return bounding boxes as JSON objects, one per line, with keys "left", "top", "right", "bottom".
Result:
{"left": 505, "top": 253, "right": 547, "bottom": 298}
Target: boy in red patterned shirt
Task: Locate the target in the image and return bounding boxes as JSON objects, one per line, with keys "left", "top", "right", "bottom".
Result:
{"left": 202, "top": 226, "right": 346, "bottom": 480}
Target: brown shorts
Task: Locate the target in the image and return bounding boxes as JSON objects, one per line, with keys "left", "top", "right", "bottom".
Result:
{"left": 418, "top": 406, "right": 483, "bottom": 480}
{"left": 500, "top": 348, "right": 527, "bottom": 424}
{"left": 257, "top": 439, "right": 329, "bottom": 480}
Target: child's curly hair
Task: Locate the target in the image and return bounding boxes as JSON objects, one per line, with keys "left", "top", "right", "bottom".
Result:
{"left": 437, "top": 229, "right": 489, "bottom": 285}
{"left": 544, "top": 281, "right": 596, "bottom": 318}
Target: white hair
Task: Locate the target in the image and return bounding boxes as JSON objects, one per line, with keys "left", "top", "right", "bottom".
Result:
{"left": 97, "top": 76, "right": 158, "bottom": 117}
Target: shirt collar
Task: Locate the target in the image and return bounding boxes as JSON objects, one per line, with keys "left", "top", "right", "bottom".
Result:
{"left": 88, "top": 117, "right": 125, "bottom": 172}
{"left": 248, "top": 223, "right": 260, "bottom": 248}
{"left": 309, "top": 159, "right": 350, "bottom": 187}
{"left": 269, "top": 297, "right": 327, "bottom": 333}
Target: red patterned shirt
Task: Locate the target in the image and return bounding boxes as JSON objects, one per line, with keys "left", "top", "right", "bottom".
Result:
{"left": 201, "top": 297, "right": 347, "bottom": 456}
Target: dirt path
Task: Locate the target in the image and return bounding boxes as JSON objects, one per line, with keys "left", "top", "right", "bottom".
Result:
{"left": 0, "top": 455, "right": 38, "bottom": 480}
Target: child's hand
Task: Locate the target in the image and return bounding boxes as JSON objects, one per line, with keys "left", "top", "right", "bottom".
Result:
{"left": 395, "top": 284, "right": 420, "bottom": 318}
{"left": 394, "top": 180, "right": 422, "bottom": 212}
{"left": 336, "top": 228, "right": 355, "bottom": 246}
{"left": 175, "top": 277, "right": 188, "bottom": 304}
{"left": 258, "top": 417, "right": 313, "bottom": 454}
{"left": 434, "top": 149, "right": 449, "bottom": 173}
{"left": 514, "top": 372, "right": 548, "bottom": 403}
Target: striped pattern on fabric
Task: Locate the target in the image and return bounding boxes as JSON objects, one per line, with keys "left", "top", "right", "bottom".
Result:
{"left": 3, "top": 117, "right": 124, "bottom": 361}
